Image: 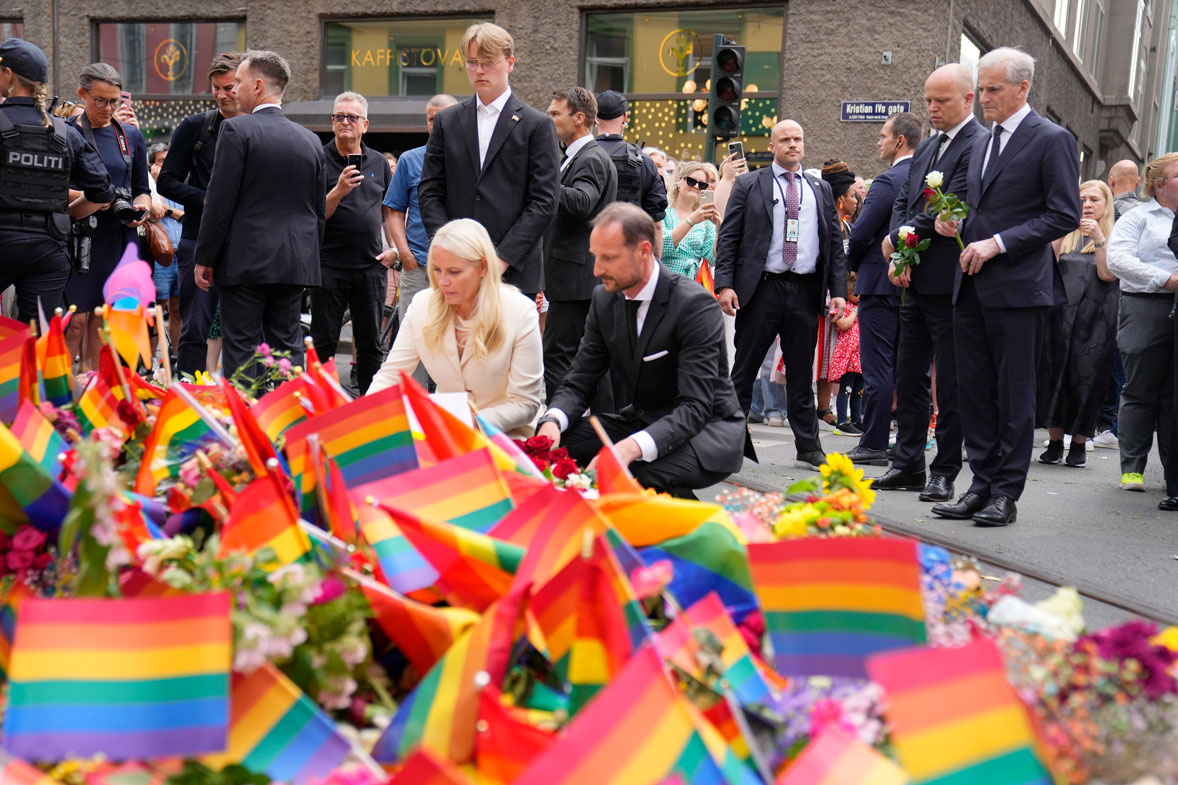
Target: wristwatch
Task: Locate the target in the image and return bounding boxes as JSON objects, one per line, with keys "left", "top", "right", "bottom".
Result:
{"left": 1093, "top": 240, "right": 1106, "bottom": 248}
{"left": 535, "top": 416, "right": 561, "bottom": 432}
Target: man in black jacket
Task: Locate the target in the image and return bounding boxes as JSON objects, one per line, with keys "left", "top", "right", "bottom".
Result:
{"left": 157, "top": 50, "right": 241, "bottom": 375}
{"left": 594, "top": 90, "right": 667, "bottom": 249}
{"left": 193, "top": 50, "right": 326, "bottom": 377}
{"left": 417, "top": 22, "right": 559, "bottom": 297}
{"left": 542, "top": 86, "right": 617, "bottom": 404}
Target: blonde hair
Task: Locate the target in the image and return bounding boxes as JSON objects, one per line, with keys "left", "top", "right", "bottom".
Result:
{"left": 461, "top": 22, "right": 514, "bottom": 61}
{"left": 1060, "top": 180, "right": 1115, "bottom": 255}
{"left": 9, "top": 73, "right": 49, "bottom": 127}
{"left": 1143, "top": 153, "right": 1178, "bottom": 199}
{"left": 423, "top": 219, "right": 507, "bottom": 360}
{"left": 669, "top": 160, "right": 714, "bottom": 203}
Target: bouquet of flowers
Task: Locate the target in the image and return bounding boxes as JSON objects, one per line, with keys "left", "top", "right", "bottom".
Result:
{"left": 923, "top": 170, "right": 970, "bottom": 250}
{"left": 514, "top": 434, "right": 592, "bottom": 489}
{"left": 774, "top": 453, "right": 880, "bottom": 539}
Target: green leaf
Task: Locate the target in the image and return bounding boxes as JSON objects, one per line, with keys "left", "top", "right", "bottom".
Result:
{"left": 786, "top": 478, "right": 820, "bottom": 495}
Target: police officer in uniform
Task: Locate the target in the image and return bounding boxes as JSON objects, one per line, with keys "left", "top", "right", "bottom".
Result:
{"left": 0, "top": 39, "right": 112, "bottom": 321}
{"left": 594, "top": 90, "right": 668, "bottom": 252}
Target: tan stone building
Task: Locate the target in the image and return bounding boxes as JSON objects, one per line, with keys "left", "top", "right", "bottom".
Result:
{"left": 0, "top": 0, "right": 1171, "bottom": 181}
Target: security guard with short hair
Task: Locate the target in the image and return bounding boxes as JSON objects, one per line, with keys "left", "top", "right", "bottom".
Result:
{"left": 0, "top": 38, "right": 112, "bottom": 321}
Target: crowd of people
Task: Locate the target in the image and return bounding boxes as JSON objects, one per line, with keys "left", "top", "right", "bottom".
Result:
{"left": 2, "top": 25, "right": 1178, "bottom": 518}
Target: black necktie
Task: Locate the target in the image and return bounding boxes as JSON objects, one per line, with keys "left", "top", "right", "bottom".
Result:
{"left": 626, "top": 299, "right": 641, "bottom": 352}
{"left": 928, "top": 133, "right": 949, "bottom": 170}
{"left": 983, "top": 126, "right": 1004, "bottom": 185}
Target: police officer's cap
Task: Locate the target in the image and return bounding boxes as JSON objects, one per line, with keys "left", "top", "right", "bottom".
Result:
{"left": 596, "top": 90, "right": 628, "bottom": 121}
{"left": 0, "top": 39, "right": 49, "bottom": 84}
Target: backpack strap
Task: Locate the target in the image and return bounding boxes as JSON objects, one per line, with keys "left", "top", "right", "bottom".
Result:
{"left": 0, "top": 110, "right": 16, "bottom": 140}
{"left": 192, "top": 108, "right": 219, "bottom": 155}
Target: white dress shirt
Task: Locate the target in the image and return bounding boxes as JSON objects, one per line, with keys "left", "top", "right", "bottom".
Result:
{"left": 764, "top": 162, "right": 820, "bottom": 274}
{"left": 932, "top": 113, "right": 975, "bottom": 164}
{"left": 544, "top": 263, "right": 661, "bottom": 462}
{"left": 560, "top": 133, "right": 593, "bottom": 174}
{"left": 1107, "top": 198, "right": 1178, "bottom": 293}
{"left": 980, "top": 102, "right": 1032, "bottom": 255}
{"left": 476, "top": 87, "right": 512, "bottom": 168}
{"left": 252, "top": 102, "right": 281, "bottom": 113}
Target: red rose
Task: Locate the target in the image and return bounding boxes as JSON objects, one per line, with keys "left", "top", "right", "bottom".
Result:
{"left": 922, "top": 187, "right": 936, "bottom": 200}
{"left": 6, "top": 550, "right": 33, "bottom": 572}
{"left": 11, "top": 526, "right": 46, "bottom": 552}
{"left": 549, "top": 447, "right": 569, "bottom": 462}
{"left": 0, "top": 532, "right": 11, "bottom": 551}
{"left": 33, "top": 552, "right": 54, "bottom": 570}
{"left": 524, "top": 435, "right": 553, "bottom": 457}
{"left": 904, "top": 232, "right": 919, "bottom": 248}
{"left": 117, "top": 400, "right": 143, "bottom": 428}
{"left": 552, "top": 458, "right": 579, "bottom": 480}
{"left": 531, "top": 455, "right": 550, "bottom": 472}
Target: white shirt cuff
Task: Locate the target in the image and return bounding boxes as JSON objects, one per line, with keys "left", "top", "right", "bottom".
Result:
{"left": 1150, "top": 272, "right": 1173, "bottom": 292}
{"left": 630, "top": 430, "right": 659, "bottom": 462}
{"left": 544, "top": 408, "right": 569, "bottom": 432}
{"left": 993, "top": 234, "right": 1006, "bottom": 254}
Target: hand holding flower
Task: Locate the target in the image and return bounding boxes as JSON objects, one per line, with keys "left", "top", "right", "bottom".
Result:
{"left": 924, "top": 171, "right": 969, "bottom": 249}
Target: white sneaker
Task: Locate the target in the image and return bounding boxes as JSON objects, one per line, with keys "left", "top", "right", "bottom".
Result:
{"left": 1086, "top": 439, "right": 1095, "bottom": 452}
{"left": 1093, "top": 430, "right": 1119, "bottom": 449}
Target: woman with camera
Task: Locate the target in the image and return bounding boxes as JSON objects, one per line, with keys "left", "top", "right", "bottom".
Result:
{"left": 0, "top": 40, "right": 113, "bottom": 323}
{"left": 64, "top": 63, "right": 155, "bottom": 370}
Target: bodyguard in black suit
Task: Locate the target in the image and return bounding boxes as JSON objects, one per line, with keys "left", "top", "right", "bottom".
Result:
{"left": 714, "top": 120, "right": 848, "bottom": 470}
{"left": 537, "top": 203, "right": 748, "bottom": 493}
{"left": 542, "top": 87, "right": 617, "bottom": 403}
{"left": 844, "top": 112, "right": 918, "bottom": 465}
{"left": 417, "top": 23, "right": 559, "bottom": 296}
{"left": 875, "top": 65, "right": 985, "bottom": 503}
{"left": 931, "top": 48, "right": 1081, "bottom": 526}
{"left": 193, "top": 50, "right": 326, "bottom": 378}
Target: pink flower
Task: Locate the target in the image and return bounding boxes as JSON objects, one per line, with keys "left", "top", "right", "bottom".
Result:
{"left": 630, "top": 560, "right": 674, "bottom": 599}
{"left": 263, "top": 355, "right": 275, "bottom": 367}
{"left": 257, "top": 342, "right": 271, "bottom": 356}
{"left": 12, "top": 526, "right": 46, "bottom": 552}
{"left": 5, "top": 550, "right": 33, "bottom": 572}
{"left": 810, "top": 697, "right": 855, "bottom": 736}
{"left": 278, "top": 358, "right": 292, "bottom": 374}
{"left": 312, "top": 575, "right": 347, "bottom": 605}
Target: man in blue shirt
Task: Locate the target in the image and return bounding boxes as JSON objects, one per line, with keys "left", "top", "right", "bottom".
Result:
{"left": 383, "top": 93, "right": 457, "bottom": 384}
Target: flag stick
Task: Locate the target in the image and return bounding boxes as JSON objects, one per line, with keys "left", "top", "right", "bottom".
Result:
{"left": 169, "top": 381, "right": 237, "bottom": 448}
{"left": 153, "top": 304, "right": 172, "bottom": 387}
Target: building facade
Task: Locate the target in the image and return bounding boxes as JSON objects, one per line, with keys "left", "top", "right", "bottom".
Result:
{"left": 0, "top": 0, "right": 1171, "bottom": 180}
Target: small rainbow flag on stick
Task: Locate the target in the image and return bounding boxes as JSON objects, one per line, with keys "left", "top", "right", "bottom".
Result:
{"left": 1, "top": 592, "right": 232, "bottom": 760}
{"left": 776, "top": 726, "right": 909, "bottom": 785}
{"left": 75, "top": 373, "right": 122, "bottom": 436}
{"left": 0, "top": 322, "right": 32, "bottom": 424}
{"left": 204, "top": 663, "right": 351, "bottom": 785}
{"left": 0, "top": 421, "right": 70, "bottom": 530}
{"left": 867, "top": 638, "right": 1052, "bottom": 785}
{"left": 38, "top": 311, "right": 72, "bottom": 407}
{"left": 681, "top": 593, "right": 776, "bottom": 707}
{"left": 252, "top": 377, "right": 312, "bottom": 445}
{"left": 748, "top": 537, "right": 926, "bottom": 679}
{"left": 219, "top": 476, "right": 310, "bottom": 567}
{"left": 10, "top": 401, "right": 66, "bottom": 479}
{"left": 134, "top": 387, "right": 217, "bottom": 495}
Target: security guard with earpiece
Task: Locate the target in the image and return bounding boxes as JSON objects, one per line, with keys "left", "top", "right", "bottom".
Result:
{"left": 0, "top": 38, "right": 112, "bottom": 321}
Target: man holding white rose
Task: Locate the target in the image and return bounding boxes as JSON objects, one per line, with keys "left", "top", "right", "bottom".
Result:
{"left": 873, "top": 63, "right": 984, "bottom": 504}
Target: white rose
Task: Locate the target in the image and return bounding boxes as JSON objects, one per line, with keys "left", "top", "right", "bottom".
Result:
{"left": 897, "top": 225, "right": 915, "bottom": 241}
{"left": 925, "top": 170, "right": 944, "bottom": 189}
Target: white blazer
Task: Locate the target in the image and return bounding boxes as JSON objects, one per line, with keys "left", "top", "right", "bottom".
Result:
{"left": 368, "top": 286, "right": 543, "bottom": 437}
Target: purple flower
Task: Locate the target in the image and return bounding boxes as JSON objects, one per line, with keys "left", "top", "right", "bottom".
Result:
{"left": 257, "top": 342, "right": 271, "bottom": 356}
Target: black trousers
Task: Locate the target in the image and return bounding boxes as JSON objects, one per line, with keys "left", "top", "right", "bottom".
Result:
{"left": 543, "top": 299, "right": 614, "bottom": 411}
{"left": 310, "top": 264, "right": 386, "bottom": 394}
{"left": 176, "top": 239, "right": 220, "bottom": 375}
{"left": 856, "top": 293, "right": 900, "bottom": 450}
{"left": 0, "top": 227, "right": 70, "bottom": 322}
{"left": 561, "top": 414, "right": 728, "bottom": 492}
{"left": 219, "top": 283, "right": 304, "bottom": 379}
{"left": 953, "top": 278, "right": 1043, "bottom": 500}
{"left": 1166, "top": 298, "right": 1178, "bottom": 496}
{"left": 893, "top": 290, "right": 963, "bottom": 479}
{"left": 730, "top": 274, "right": 822, "bottom": 456}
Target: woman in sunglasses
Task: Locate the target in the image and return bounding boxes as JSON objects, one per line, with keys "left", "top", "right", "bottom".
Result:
{"left": 660, "top": 161, "right": 719, "bottom": 279}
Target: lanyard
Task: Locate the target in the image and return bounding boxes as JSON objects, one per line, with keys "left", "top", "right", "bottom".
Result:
{"left": 773, "top": 171, "right": 803, "bottom": 219}
{"left": 78, "top": 113, "right": 132, "bottom": 186}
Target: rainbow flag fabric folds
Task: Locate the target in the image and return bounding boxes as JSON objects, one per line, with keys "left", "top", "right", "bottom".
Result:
{"left": 252, "top": 377, "right": 312, "bottom": 445}
{"left": 0, "top": 422, "right": 70, "bottom": 530}
{"left": 76, "top": 373, "right": 122, "bottom": 436}
{"left": 776, "top": 726, "right": 909, "bottom": 785}
{"left": 681, "top": 593, "right": 775, "bottom": 707}
{"left": 38, "top": 313, "right": 71, "bottom": 407}
{"left": 867, "top": 638, "right": 1052, "bottom": 785}
{"left": 204, "top": 663, "right": 351, "bottom": 785}
{"left": 10, "top": 401, "right": 66, "bottom": 478}
{"left": 0, "top": 320, "right": 32, "bottom": 425}
{"left": 1, "top": 592, "right": 232, "bottom": 761}
{"left": 134, "top": 387, "right": 217, "bottom": 495}
{"left": 219, "top": 477, "right": 310, "bottom": 567}
{"left": 594, "top": 443, "right": 644, "bottom": 495}
{"left": 749, "top": 537, "right": 926, "bottom": 679}
{"left": 361, "top": 580, "right": 480, "bottom": 677}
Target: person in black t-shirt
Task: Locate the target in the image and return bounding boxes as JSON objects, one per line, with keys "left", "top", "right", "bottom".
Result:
{"left": 312, "top": 91, "right": 394, "bottom": 393}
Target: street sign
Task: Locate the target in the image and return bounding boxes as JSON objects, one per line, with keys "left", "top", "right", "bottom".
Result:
{"left": 840, "top": 101, "right": 910, "bottom": 122}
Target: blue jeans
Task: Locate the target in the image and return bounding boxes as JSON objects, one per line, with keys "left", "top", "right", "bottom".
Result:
{"left": 750, "top": 343, "right": 788, "bottom": 417}
{"left": 836, "top": 372, "right": 864, "bottom": 423}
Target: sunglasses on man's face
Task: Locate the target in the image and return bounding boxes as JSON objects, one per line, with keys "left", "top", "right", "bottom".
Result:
{"left": 684, "top": 175, "right": 710, "bottom": 190}
{"left": 331, "top": 113, "right": 365, "bottom": 124}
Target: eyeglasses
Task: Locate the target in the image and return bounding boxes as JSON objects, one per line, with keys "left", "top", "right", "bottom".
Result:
{"left": 331, "top": 113, "right": 365, "bottom": 124}
{"left": 683, "top": 175, "right": 711, "bottom": 190}
{"left": 464, "top": 58, "right": 503, "bottom": 71}
{"left": 86, "top": 92, "right": 124, "bottom": 109}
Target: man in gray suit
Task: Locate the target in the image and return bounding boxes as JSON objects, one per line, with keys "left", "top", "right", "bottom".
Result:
{"left": 194, "top": 50, "right": 326, "bottom": 377}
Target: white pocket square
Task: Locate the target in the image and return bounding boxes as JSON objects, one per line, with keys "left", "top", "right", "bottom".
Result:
{"left": 642, "top": 350, "right": 669, "bottom": 362}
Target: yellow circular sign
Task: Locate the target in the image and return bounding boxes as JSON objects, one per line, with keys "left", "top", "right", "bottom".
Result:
{"left": 154, "top": 38, "right": 188, "bottom": 82}
{"left": 659, "top": 29, "right": 702, "bottom": 77}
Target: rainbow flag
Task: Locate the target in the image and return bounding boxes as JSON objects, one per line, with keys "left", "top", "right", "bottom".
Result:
{"left": 10, "top": 401, "right": 66, "bottom": 479}
{"left": 476, "top": 682, "right": 557, "bottom": 785}
{"left": 204, "top": 663, "right": 351, "bottom": 785}
{"left": 75, "top": 373, "right": 122, "bottom": 435}
{"left": 103, "top": 303, "right": 152, "bottom": 369}
{"left": 219, "top": 477, "right": 310, "bottom": 567}
{"left": 0, "top": 582, "right": 26, "bottom": 679}
{"left": 491, "top": 483, "right": 606, "bottom": 590}
{"left": 388, "top": 748, "right": 474, "bottom": 785}
{"left": 134, "top": 388, "right": 217, "bottom": 496}
{"left": 219, "top": 378, "right": 279, "bottom": 478}
{"left": 285, "top": 385, "right": 417, "bottom": 523}
{"left": 353, "top": 504, "right": 438, "bottom": 594}
{"left": 361, "top": 579, "right": 479, "bottom": 677}
{"left": 0, "top": 334, "right": 30, "bottom": 425}
{"left": 695, "top": 259, "right": 715, "bottom": 296}
{"left": 399, "top": 371, "right": 519, "bottom": 473}
{"left": 38, "top": 313, "right": 71, "bottom": 407}
{"left": 867, "top": 638, "right": 1051, "bottom": 785}
{"left": 17, "top": 334, "right": 38, "bottom": 410}
{"left": 681, "top": 593, "right": 775, "bottom": 707}
{"left": 475, "top": 413, "right": 548, "bottom": 482}
{"left": 0, "top": 422, "right": 70, "bottom": 530}
{"left": 594, "top": 443, "right": 643, "bottom": 494}
{"left": 749, "top": 537, "right": 927, "bottom": 679}
{"left": 112, "top": 493, "right": 165, "bottom": 558}
{"left": 252, "top": 377, "right": 312, "bottom": 446}
{"left": 777, "top": 726, "right": 908, "bottom": 785}
{"left": 1, "top": 592, "right": 232, "bottom": 760}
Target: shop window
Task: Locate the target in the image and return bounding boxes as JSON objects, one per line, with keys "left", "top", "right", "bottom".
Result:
{"left": 94, "top": 21, "right": 246, "bottom": 95}
{"left": 0, "top": 21, "right": 23, "bottom": 39}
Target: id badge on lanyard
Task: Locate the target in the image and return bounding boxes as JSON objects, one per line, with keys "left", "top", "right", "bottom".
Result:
{"left": 786, "top": 218, "right": 800, "bottom": 243}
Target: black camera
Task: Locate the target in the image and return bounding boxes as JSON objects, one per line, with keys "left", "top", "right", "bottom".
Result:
{"left": 69, "top": 215, "right": 97, "bottom": 274}
{"left": 111, "top": 187, "right": 144, "bottom": 225}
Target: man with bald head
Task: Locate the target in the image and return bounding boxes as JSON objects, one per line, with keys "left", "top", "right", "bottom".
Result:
{"left": 715, "top": 119, "right": 848, "bottom": 470}
{"left": 1109, "top": 159, "right": 1143, "bottom": 219}
{"left": 873, "top": 63, "right": 984, "bottom": 503}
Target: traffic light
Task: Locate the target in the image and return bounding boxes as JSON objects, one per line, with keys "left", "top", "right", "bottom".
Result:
{"left": 708, "top": 35, "right": 745, "bottom": 140}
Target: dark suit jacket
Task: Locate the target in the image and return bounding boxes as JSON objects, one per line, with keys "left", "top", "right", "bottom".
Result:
{"left": 889, "top": 118, "right": 985, "bottom": 296}
{"left": 418, "top": 92, "right": 560, "bottom": 294}
{"left": 714, "top": 166, "right": 848, "bottom": 311}
{"left": 957, "top": 108, "right": 1081, "bottom": 306}
{"left": 543, "top": 138, "right": 618, "bottom": 302}
{"left": 193, "top": 107, "right": 326, "bottom": 287}
{"left": 847, "top": 157, "right": 911, "bottom": 296}
{"left": 548, "top": 268, "right": 747, "bottom": 474}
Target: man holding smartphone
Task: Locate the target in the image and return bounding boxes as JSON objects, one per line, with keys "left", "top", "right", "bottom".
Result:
{"left": 312, "top": 91, "right": 395, "bottom": 393}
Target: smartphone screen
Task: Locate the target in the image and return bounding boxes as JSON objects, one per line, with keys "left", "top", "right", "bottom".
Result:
{"left": 699, "top": 190, "right": 715, "bottom": 206}
{"left": 728, "top": 141, "right": 745, "bottom": 160}
{"left": 347, "top": 154, "right": 363, "bottom": 171}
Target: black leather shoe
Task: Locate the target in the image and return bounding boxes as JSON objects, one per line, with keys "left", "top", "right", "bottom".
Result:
{"left": 795, "top": 450, "right": 826, "bottom": 471}
{"left": 846, "top": 445, "right": 889, "bottom": 466}
{"left": 919, "top": 475, "right": 955, "bottom": 502}
{"left": 973, "top": 495, "right": 1017, "bottom": 526}
{"left": 932, "top": 492, "right": 989, "bottom": 520}
{"left": 1159, "top": 496, "right": 1178, "bottom": 511}
{"left": 873, "top": 467, "right": 926, "bottom": 491}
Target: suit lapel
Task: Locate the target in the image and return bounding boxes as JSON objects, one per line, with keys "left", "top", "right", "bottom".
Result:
{"left": 481, "top": 95, "right": 524, "bottom": 174}
{"left": 982, "top": 110, "right": 1041, "bottom": 196}
{"left": 911, "top": 138, "right": 938, "bottom": 212}
{"left": 969, "top": 133, "right": 987, "bottom": 202}
{"left": 631, "top": 271, "right": 672, "bottom": 381}
{"left": 805, "top": 173, "right": 829, "bottom": 250}
{"left": 760, "top": 167, "right": 776, "bottom": 221}
{"left": 459, "top": 98, "right": 481, "bottom": 173}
